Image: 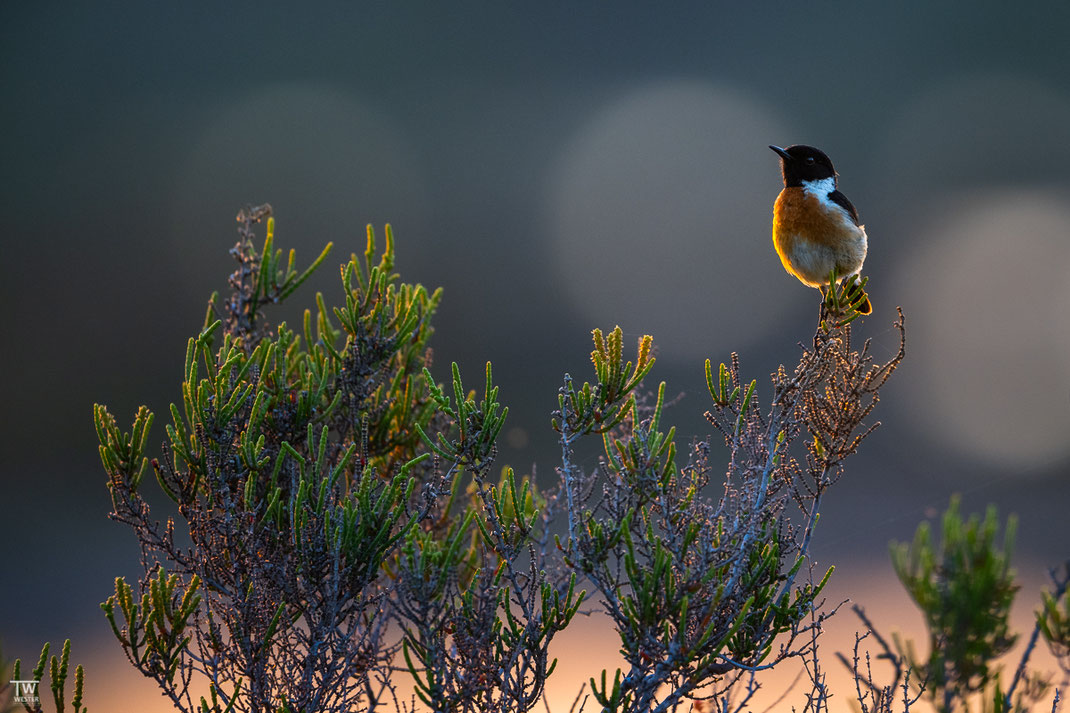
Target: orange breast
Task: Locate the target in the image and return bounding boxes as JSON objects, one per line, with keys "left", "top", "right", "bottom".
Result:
{"left": 772, "top": 187, "right": 867, "bottom": 288}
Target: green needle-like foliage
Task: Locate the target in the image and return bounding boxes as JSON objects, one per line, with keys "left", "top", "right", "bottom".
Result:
{"left": 94, "top": 210, "right": 446, "bottom": 712}
{"left": 567, "top": 377, "right": 831, "bottom": 711}
{"left": 416, "top": 361, "right": 508, "bottom": 471}
{"left": 1037, "top": 563, "right": 1070, "bottom": 669}
{"left": 891, "top": 496, "right": 1022, "bottom": 712}
{"left": 100, "top": 571, "right": 201, "bottom": 686}
{"left": 9, "top": 640, "right": 85, "bottom": 713}
{"left": 93, "top": 207, "right": 580, "bottom": 713}
{"left": 402, "top": 360, "right": 581, "bottom": 712}
{"left": 553, "top": 326, "right": 654, "bottom": 438}
{"left": 556, "top": 302, "right": 903, "bottom": 712}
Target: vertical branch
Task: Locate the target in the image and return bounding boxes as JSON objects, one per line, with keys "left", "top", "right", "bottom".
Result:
{"left": 1005, "top": 562, "right": 1070, "bottom": 708}
{"left": 559, "top": 374, "right": 579, "bottom": 553}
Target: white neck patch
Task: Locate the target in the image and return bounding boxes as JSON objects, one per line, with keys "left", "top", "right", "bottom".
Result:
{"left": 801, "top": 176, "right": 837, "bottom": 201}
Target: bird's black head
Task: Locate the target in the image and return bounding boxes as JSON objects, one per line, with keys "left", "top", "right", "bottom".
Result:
{"left": 769, "top": 144, "right": 837, "bottom": 187}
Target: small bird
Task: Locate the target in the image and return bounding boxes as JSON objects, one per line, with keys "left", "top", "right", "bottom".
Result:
{"left": 769, "top": 144, "right": 871, "bottom": 314}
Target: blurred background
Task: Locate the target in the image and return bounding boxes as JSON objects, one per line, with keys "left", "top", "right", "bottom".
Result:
{"left": 3, "top": 3, "right": 1070, "bottom": 710}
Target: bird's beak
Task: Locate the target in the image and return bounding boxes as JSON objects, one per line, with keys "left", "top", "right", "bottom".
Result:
{"left": 769, "top": 145, "right": 792, "bottom": 162}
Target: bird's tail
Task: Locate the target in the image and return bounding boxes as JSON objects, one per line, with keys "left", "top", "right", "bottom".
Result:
{"left": 843, "top": 274, "right": 872, "bottom": 315}
{"left": 851, "top": 290, "right": 872, "bottom": 315}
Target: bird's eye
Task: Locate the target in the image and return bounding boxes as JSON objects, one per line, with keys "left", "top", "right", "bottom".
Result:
{"left": 805, "top": 156, "right": 816, "bottom": 165}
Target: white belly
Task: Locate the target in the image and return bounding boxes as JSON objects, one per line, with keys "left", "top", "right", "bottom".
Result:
{"left": 786, "top": 225, "right": 868, "bottom": 287}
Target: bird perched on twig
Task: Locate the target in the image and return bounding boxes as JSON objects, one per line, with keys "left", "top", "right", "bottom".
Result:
{"left": 769, "top": 144, "right": 871, "bottom": 315}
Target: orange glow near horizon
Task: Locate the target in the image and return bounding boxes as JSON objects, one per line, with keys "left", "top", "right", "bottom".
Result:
{"left": 61, "top": 560, "right": 1063, "bottom": 713}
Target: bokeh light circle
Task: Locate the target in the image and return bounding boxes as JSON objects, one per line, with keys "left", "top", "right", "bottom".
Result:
{"left": 546, "top": 80, "right": 793, "bottom": 359}
{"left": 892, "top": 190, "right": 1070, "bottom": 469}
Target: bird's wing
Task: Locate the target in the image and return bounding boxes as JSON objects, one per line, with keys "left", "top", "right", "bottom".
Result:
{"left": 828, "top": 190, "right": 861, "bottom": 225}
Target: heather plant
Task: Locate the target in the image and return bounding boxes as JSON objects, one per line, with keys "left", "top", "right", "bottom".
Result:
{"left": 1038, "top": 565, "right": 1070, "bottom": 677}
{"left": 95, "top": 205, "right": 446, "bottom": 712}
{"left": 393, "top": 361, "right": 583, "bottom": 712}
{"left": 87, "top": 205, "right": 908, "bottom": 712}
{"left": 92, "top": 206, "right": 581, "bottom": 713}
{"left": 62, "top": 203, "right": 1058, "bottom": 713}
{"left": 551, "top": 290, "right": 904, "bottom": 711}
{"left": 3, "top": 640, "right": 85, "bottom": 713}
{"left": 840, "top": 498, "right": 1070, "bottom": 713}
{"left": 892, "top": 496, "right": 1023, "bottom": 712}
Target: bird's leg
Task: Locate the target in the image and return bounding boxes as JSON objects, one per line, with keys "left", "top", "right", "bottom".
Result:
{"left": 816, "top": 290, "right": 831, "bottom": 347}
{"left": 818, "top": 284, "right": 831, "bottom": 324}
